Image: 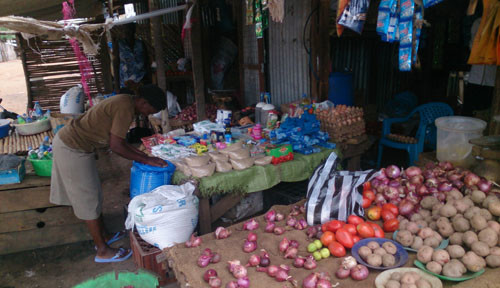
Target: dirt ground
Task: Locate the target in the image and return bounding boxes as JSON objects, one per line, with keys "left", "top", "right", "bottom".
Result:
{"left": 0, "top": 60, "right": 28, "bottom": 115}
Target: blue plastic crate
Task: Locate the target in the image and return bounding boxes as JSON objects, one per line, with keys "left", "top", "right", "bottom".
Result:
{"left": 0, "top": 159, "right": 25, "bottom": 185}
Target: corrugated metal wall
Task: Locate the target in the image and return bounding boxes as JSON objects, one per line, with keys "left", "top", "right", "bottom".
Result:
{"left": 242, "top": 3, "right": 260, "bottom": 106}
{"left": 268, "top": 0, "right": 311, "bottom": 107}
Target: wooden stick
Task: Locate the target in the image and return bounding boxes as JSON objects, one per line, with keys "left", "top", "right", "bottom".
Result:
{"left": 15, "top": 133, "right": 19, "bottom": 154}
{"left": 0, "top": 138, "right": 4, "bottom": 154}
{"left": 8, "top": 135, "right": 12, "bottom": 154}
{"left": 4, "top": 136, "right": 8, "bottom": 154}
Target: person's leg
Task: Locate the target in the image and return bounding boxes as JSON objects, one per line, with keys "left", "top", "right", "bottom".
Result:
{"left": 86, "top": 218, "right": 116, "bottom": 258}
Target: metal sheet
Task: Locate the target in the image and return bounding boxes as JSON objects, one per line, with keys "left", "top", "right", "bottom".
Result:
{"left": 268, "top": 0, "right": 311, "bottom": 107}
{"left": 242, "top": 2, "right": 259, "bottom": 106}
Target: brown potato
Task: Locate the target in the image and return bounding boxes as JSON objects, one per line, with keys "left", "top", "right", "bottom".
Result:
{"left": 482, "top": 195, "right": 499, "bottom": 209}
{"left": 479, "top": 209, "right": 493, "bottom": 221}
{"left": 432, "top": 250, "right": 451, "bottom": 265}
{"left": 374, "top": 247, "right": 387, "bottom": 256}
{"left": 401, "top": 272, "right": 418, "bottom": 284}
{"left": 419, "top": 209, "right": 431, "bottom": 218}
{"left": 426, "top": 261, "right": 442, "bottom": 274}
{"left": 417, "top": 246, "right": 434, "bottom": 263}
{"left": 486, "top": 255, "right": 500, "bottom": 268}
{"left": 390, "top": 272, "right": 402, "bottom": 281}
{"left": 487, "top": 220, "right": 500, "bottom": 234}
{"left": 401, "top": 284, "right": 417, "bottom": 288}
{"left": 367, "top": 241, "right": 380, "bottom": 250}
{"left": 396, "top": 230, "right": 414, "bottom": 247}
{"left": 488, "top": 200, "right": 500, "bottom": 216}
{"left": 464, "top": 206, "right": 481, "bottom": 220}
{"left": 478, "top": 227, "right": 498, "bottom": 247}
{"left": 415, "top": 220, "right": 428, "bottom": 229}
{"left": 442, "top": 259, "right": 466, "bottom": 278}
{"left": 424, "top": 237, "right": 440, "bottom": 248}
{"left": 439, "top": 204, "right": 457, "bottom": 218}
{"left": 421, "top": 196, "right": 439, "bottom": 209}
{"left": 461, "top": 251, "right": 486, "bottom": 272}
{"left": 437, "top": 221, "right": 454, "bottom": 238}
{"left": 411, "top": 236, "right": 424, "bottom": 250}
{"left": 490, "top": 247, "right": 500, "bottom": 256}
{"left": 382, "top": 254, "right": 396, "bottom": 267}
{"left": 399, "top": 219, "right": 410, "bottom": 231}
{"left": 385, "top": 280, "right": 401, "bottom": 288}
{"left": 470, "top": 214, "right": 488, "bottom": 231}
{"left": 432, "top": 231, "right": 443, "bottom": 243}
{"left": 471, "top": 190, "right": 486, "bottom": 204}
{"left": 453, "top": 199, "right": 471, "bottom": 214}
{"left": 407, "top": 222, "right": 420, "bottom": 234}
{"left": 448, "top": 189, "right": 463, "bottom": 200}
{"left": 424, "top": 216, "right": 433, "bottom": 224}
{"left": 411, "top": 213, "right": 423, "bottom": 222}
{"left": 449, "top": 232, "right": 464, "bottom": 246}
{"left": 463, "top": 231, "right": 479, "bottom": 247}
{"left": 415, "top": 278, "right": 431, "bottom": 288}
{"left": 429, "top": 221, "right": 437, "bottom": 231}
{"left": 366, "top": 253, "right": 382, "bottom": 267}
{"left": 382, "top": 242, "right": 397, "bottom": 255}
{"left": 418, "top": 227, "right": 434, "bottom": 239}
{"left": 447, "top": 245, "right": 466, "bottom": 259}
{"left": 471, "top": 241, "right": 490, "bottom": 257}
{"left": 358, "top": 246, "right": 372, "bottom": 260}
{"left": 452, "top": 217, "right": 470, "bottom": 232}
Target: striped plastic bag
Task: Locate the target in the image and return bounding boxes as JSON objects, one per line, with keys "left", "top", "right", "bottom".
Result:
{"left": 305, "top": 152, "right": 379, "bottom": 225}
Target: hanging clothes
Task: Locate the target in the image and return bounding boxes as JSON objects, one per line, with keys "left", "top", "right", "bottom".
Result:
{"left": 468, "top": 0, "right": 500, "bottom": 65}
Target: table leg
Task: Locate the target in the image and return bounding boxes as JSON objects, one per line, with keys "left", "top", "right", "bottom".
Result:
{"left": 347, "top": 155, "right": 361, "bottom": 171}
{"left": 198, "top": 197, "right": 212, "bottom": 235}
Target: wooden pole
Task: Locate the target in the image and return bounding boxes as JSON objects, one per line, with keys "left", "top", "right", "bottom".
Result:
{"left": 17, "top": 34, "right": 32, "bottom": 111}
{"left": 310, "top": 0, "right": 319, "bottom": 102}
{"left": 490, "top": 66, "right": 500, "bottom": 135}
{"left": 189, "top": 2, "right": 207, "bottom": 121}
{"left": 99, "top": 32, "right": 113, "bottom": 93}
{"left": 149, "top": 0, "right": 171, "bottom": 133}
{"left": 318, "top": 0, "right": 331, "bottom": 101}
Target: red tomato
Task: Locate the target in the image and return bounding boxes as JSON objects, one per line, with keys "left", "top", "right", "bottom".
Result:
{"left": 352, "top": 235, "right": 361, "bottom": 244}
{"left": 326, "top": 220, "right": 345, "bottom": 233}
{"left": 328, "top": 241, "right": 346, "bottom": 257}
{"left": 382, "top": 203, "right": 399, "bottom": 216}
{"left": 366, "top": 206, "right": 382, "bottom": 221}
{"left": 381, "top": 210, "right": 396, "bottom": 222}
{"left": 362, "top": 197, "right": 372, "bottom": 209}
{"left": 383, "top": 219, "right": 399, "bottom": 232}
{"left": 321, "top": 223, "right": 328, "bottom": 233}
{"left": 356, "top": 222, "right": 375, "bottom": 238}
{"left": 362, "top": 189, "right": 375, "bottom": 201}
{"left": 343, "top": 224, "right": 357, "bottom": 235}
{"left": 347, "top": 215, "right": 364, "bottom": 226}
{"left": 367, "top": 222, "right": 385, "bottom": 238}
{"left": 363, "top": 182, "right": 371, "bottom": 191}
{"left": 320, "top": 231, "right": 336, "bottom": 246}
{"left": 335, "top": 228, "right": 354, "bottom": 249}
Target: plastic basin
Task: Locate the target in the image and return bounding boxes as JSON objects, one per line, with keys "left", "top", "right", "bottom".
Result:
{"left": 73, "top": 270, "right": 159, "bottom": 288}
{"left": 435, "top": 116, "right": 486, "bottom": 168}
{"left": 0, "top": 119, "right": 10, "bottom": 139}
{"left": 29, "top": 159, "right": 52, "bottom": 177}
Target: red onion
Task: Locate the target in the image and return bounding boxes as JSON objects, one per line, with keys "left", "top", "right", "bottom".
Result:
{"left": 279, "top": 237, "right": 290, "bottom": 253}
{"left": 405, "top": 166, "right": 422, "bottom": 177}
{"left": 389, "top": 198, "right": 401, "bottom": 206}
{"left": 371, "top": 178, "right": 381, "bottom": 189}
{"left": 279, "top": 264, "right": 290, "bottom": 272}
{"left": 428, "top": 187, "right": 438, "bottom": 194}
{"left": 275, "top": 269, "right": 289, "bottom": 282}
{"left": 214, "top": 227, "right": 231, "bottom": 239}
{"left": 289, "top": 240, "right": 299, "bottom": 248}
{"left": 350, "top": 264, "right": 369, "bottom": 280}
{"left": 284, "top": 247, "right": 298, "bottom": 259}
{"left": 243, "top": 240, "right": 257, "bottom": 253}
{"left": 287, "top": 216, "right": 297, "bottom": 227}
{"left": 438, "top": 182, "right": 453, "bottom": 192}
{"left": 439, "top": 161, "right": 454, "bottom": 171}
{"left": 436, "top": 192, "right": 446, "bottom": 202}
{"left": 316, "top": 230, "right": 324, "bottom": 239}
{"left": 425, "top": 177, "right": 438, "bottom": 188}
{"left": 384, "top": 186, "right": 399, "bottom": 200}
{"left": 265, "top": 221, "right": 276, "bottom": 232}
{"left": 267, "top": 265, "right": 279, "bottom": 277}
{"left": 260, "top": 257, "right": 270, "bottom": 267}
{"left": 464, "top": 173, "right": 480, "bottom": 187}
{"left": 374, "top": 193, "right": 387, "bottom": 206}
{"left": 447, "top": 171, "right": 462, "bottom": 182}
{"left": 406, "top": 191, "right": 420, "bottom": 205}
{"left": 478, "top": 179, "right": 492, "bottom": 193}
{"left": 211, "top": 253, "right": 221, "bottom": 263}
{"left": 289, "top": 206, "right": 300, "bottom": 216}
{"left": 389, "top": 180, "right": 401, "bottom": 187}
{"left": 376, "top": 168, "right": 388, "bottom": 180}
{"left": 300, "top": 205, "right": 306, "bottom": 214}
{"left": 423, "top": 169, "right": 435, "bottom": 179}
{"left": 453, "top": 180, "right": 464, "bottom": 189}
{"left": 227, "top": 260, "right": 241, "bottom": 272}
{"left": 185, "top": 233, "right": 202, "bottom": 248}
{"left": 276, "top": 213, "right": 285, "bottom": 221}
{"left": 202, "top": 248, "right": 213, "bottom": 257}
{"left": 265, "top": 210, "right": 276, "bottom": 222}
{"left": 247, "top": 232, "right": 257, "bottom": 242}
{"left": 386, "top": 165, "right": 401, "bottom": 179}
{"left": 274, "top": 226, "right": 285, "bottom": 235}
{"left": 225, "top": 281, "right": 238, "bottom": 288}
{"left": 304, "top": 256, "right": 317, "bottom": 270}
{"left": 302, "top": 273, "right": 319, "bottom": 288}
{"left": 294, "top": 219, "right": 308, "bottom": 230}
{"left": 316, "top": 279, "right": 332, "bottom": 288}
{"left": 232, "top": 264, "right": 248, "bottom": 279}
{"left": 198, "top": 255, "right": 211, "bottom": 268}
{"left": 306, "top": 226, "right": 318, "bottom": 239}
{"left": 417, "top": 185, "right": 429, "bottom": 196}
{"left": 247, "top": 254, "right": 260, "bottom": 267}
{"left": 293, "top": 256, "right": 306, "bottom": 268}
{"left": 398, "top": 199, "right": 414, "bottom": 216}
{"left": 335, "top": 267, "right": 351, "bottom": 279}
{"left": 242, "top": 219, "right": 259, "bottom": 231}
{"left": 410, "top": 175, "right": 424, "bottom": 186}
{"left": 425, "top": 162, "right": 436, "bottom": 170}
{"left": 204, "top": 269, "right": 218, "bottom": 282}
{"left": 237, "top": 277, "right": 250, "bottom": 288}
{"left": 208, "top": 276, "right": 222, "bottom": 288}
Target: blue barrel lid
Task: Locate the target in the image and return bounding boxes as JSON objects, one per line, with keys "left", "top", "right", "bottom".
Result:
{"left": 132, "top": 160, "right": 176, "bottom": 172}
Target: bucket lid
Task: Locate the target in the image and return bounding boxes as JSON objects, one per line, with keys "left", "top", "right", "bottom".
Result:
{"left": 435, "top": 116, "right": 487, "bottom": 133}
{"left": 0, "top": 119, "right": 11, "bottom": 127}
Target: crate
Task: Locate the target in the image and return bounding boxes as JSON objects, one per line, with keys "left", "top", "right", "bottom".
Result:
{"left": 129, "top": 230, "right": 176, "bottom": 286}
{"left": 0, "top": 158, "right": 25, "bottom": 185}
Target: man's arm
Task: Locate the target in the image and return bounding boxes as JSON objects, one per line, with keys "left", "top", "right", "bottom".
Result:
{"left": 109, "top": 133, "right": 166, "bottom": 167}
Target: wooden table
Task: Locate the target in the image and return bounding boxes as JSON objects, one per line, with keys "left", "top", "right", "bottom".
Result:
{"left": 0, "top": 174, "right": 91, "bottom": 255}
{"left": 339, "top": 135, "right": 376, "bottom": 171}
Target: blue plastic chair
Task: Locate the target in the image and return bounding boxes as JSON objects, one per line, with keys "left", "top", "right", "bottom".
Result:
{"left": 377, "top": 102, "right": 453, "bottom": 167}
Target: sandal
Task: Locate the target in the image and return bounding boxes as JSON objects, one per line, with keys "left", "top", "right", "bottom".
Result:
{"left": 94, "top": 230, "right": 126, "bottom": 250}
{"left": 94, "top": 247, "right": 133, "bottom": 263}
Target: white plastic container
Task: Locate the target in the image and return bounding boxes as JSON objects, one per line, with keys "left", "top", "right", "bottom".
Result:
{"left": 435, "top": 116, "right": 487, "bottom": 168}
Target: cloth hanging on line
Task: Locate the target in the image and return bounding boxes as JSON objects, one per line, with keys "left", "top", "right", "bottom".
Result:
{"left": 468, "top": 0, "right": 500, "bottom": 65}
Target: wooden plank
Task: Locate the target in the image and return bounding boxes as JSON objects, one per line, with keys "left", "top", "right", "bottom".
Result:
{"left": 189, "top": 2, "right": 207, "bottom": 121}
{"left": 198, "top": 197, "right": 211, "bottom": 235}
{"left": 210, "top": 194, "right": 243, "bottom": 224}
{"left": 0, "top": 186, "right": 54, "bottom": 213}
{"left": 0, "top": 206, "right": 82, "bottom": 233}
{"left": 0, "top": 223, "right": 91, "bottom": 255}
{"left": 17, "top": 35, "right": 32, "bottom": 109}
{"left": 318, "top": 0, "right": 330, "bottom": 101}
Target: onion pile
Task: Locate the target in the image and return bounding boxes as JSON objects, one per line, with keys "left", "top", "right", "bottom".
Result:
{"left": 371, "top": 162, "right": 493, "bottom": 218}
{"left": 174, "top": 103, "right": 217, "bottom": 122}
{"left": 198, "top": 248, "right": 221, "bottom": 268}
{"left": 185, "top": 233, "right": 201, "bottom": 248}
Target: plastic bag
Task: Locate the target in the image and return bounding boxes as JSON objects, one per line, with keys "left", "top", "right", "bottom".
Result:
{"left": 337, "top": 0, "right": 371, "bottom": 34}
{"left": 208, "top": 152, "right": 229, "bottom": 162}
{"left": 305, "top": 152, "right": 379, "bottom": 225}
{"left": 190, "top": 163, "right": 216, "bottom": 178}
{"left": 228, "top": 148, "right": 250, "bottom": 160}
{"left": 184, "top": 155, "right": 210, "bottom": 167}
{"left": 172, "top": 160, "right": 192, "bottom": 176}
{"left": 219, "top": 141, "right": 244, "bottom": 155}
{"left": 215, "top": 160, "right": 233, "bottom": 173}
{"left": 125, "top": 182, "right": 199, "bottom": 249}
{"left": 230, "top": 158, "right": 255, "bottom": 171}
{"left": 254, "top": 156, "right": 272, "bottom": 166}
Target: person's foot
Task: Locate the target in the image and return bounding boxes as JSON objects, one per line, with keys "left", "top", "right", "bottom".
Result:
{"left": 95, "top": 247, "right": 132, "bottom": 263}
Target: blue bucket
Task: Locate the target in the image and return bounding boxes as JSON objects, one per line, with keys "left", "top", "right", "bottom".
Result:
{"left": 328, "top": 72, "right": 354, "bottom": 106}
{"left": 0, "top": 119, "right": 10, "bottom": 139}
{"left": 130, "top": 160, "right": 176, "bottom": 199}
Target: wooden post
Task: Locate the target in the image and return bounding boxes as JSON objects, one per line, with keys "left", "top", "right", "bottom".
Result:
{"left": 17, "top": 34, "right": 32, "bottom": 111}
{"left": 490, "top": 66, "right": 500, "bottom": 135}
{"left": 236, "top": 0, "right": 246, "bottom": 108}
{"left": 189, "top": 2, "right": 207, "bottom": 121}
{"left": 149, "top": 0, "right": 171, "bottom": 132}
{"left": 99, "top": 28, "right": 113, "bottom": 93}
{"left": 318, "top": 0, "right": 330, "bottom": 101}
{"left": 310, "top": 0, "right": 319, "bottom": 101}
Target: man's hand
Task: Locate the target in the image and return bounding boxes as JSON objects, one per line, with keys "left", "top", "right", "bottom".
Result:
{"left": 144, "top": 156, "right": 167, "bottom": 167}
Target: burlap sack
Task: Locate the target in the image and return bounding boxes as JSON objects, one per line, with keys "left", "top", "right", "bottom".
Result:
{"left": 230, "top": 157, "right": 254, "bottom": 171}
{"left": 184, "top": 155, "right": 210, "bottom": 167}
{"left": 190, "top": 162, "right": 216, "bottom": 178}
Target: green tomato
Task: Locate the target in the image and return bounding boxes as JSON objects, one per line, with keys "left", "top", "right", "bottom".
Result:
{"left": 313, "top": 251, "right": 322, "bottom": 261}
{"left": 313, "top": 239, "right": 322, "bottom": 250}
{"left": 307, "top": 243, "right": 317, "bottom": 253}
{"left": 320, "top": 247, "right": 330, "bottom": 259}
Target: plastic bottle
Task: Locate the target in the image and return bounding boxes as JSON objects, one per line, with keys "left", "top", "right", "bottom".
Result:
{"left": 301, "top": 93, "right": 310, "bottom": 105}
{"left": 39, "top": 136, "right": 50, "bottom": 153}
{"left": 17, "top": 115, "right": 25, "bottom": 124}
{"left": 253, "top": 124, "right": 262, "bottom": 140}
{"left": 33, "top": 101, "right": 43, "bottom": 119}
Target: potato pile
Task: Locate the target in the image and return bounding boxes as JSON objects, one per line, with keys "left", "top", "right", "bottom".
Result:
{"left": 382, "top": 271, "right": 432, "bottom": 288}
{"left": 358, "top": 241, "right": 398, "bottom": 267}
{"left": 402, "top": 187, "right": 500, "bottom": 278}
